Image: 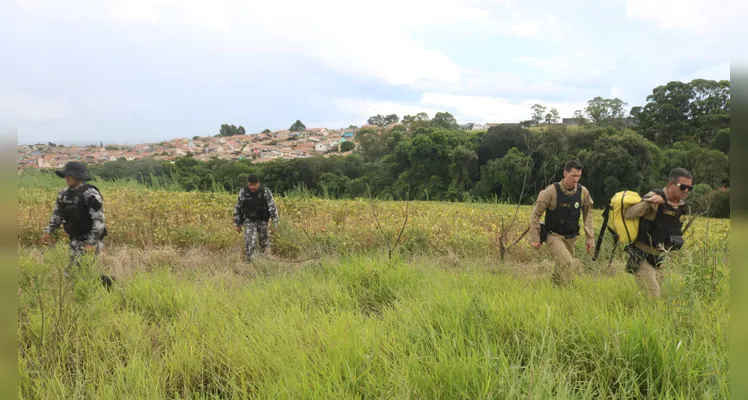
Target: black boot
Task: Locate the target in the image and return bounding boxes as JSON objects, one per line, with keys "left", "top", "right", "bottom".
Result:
{"left": 100, "top": 275, "right": 116, "bottom": 292}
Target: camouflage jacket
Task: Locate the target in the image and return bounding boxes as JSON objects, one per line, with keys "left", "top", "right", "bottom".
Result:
{"left": 44, "top": 183, "right": 107, "bottom": 245}
{"left": 233, "top": 186, "right": 279, "bottom": 227}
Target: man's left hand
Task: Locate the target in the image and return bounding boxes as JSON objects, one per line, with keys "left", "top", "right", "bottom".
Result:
{"left": 83, "top": 244, "right": 96, "bottom": 253}
{"left": 586, "top": 243, "right": 594, "bottom": 253}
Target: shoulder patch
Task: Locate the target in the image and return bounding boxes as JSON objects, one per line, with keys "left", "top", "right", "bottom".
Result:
{"left": 87, "top": 194, "right": 103, "bottom": 211}
{"left": 83, "top": 187, "right": 103, "bottom": 210}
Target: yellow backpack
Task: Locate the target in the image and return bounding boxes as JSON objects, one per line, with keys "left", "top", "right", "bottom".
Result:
{"left": 592, "top": 190, "right": 644, "bottom": 262}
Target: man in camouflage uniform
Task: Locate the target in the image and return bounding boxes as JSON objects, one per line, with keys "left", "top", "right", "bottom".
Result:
{"left": 41, "top": 161, "right": 111, "bottom": 288}
{"left": 233, "top": 174, "right": 279, "bottom": 262}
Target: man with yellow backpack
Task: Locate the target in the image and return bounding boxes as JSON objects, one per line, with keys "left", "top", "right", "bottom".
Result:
{"left": 593, "top": 168, "right": 693, "bottom": 298}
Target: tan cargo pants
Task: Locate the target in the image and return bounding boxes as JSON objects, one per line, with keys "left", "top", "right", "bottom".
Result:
{"left": 546, "top": 233, "right": 582, "bottom": 286}
{"left": 625, "top": 245, "right": 665, "bottom": 298}
{"left": 633, "top": 259, "right": 664, "bottom": 298}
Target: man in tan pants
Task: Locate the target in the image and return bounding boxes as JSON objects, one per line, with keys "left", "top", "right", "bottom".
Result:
{"left": 529, "top": 160, "right": 595, "bottom": 286}
{"left": 623, "top": 168, "right": 692, "bottom": 298}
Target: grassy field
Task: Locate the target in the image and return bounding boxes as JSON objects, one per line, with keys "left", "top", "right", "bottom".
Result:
{"left": 18, "top": 171, "right": 730, "bottom": 259}
{"left": 17, "top": 173, "right": 730, "bottom": 399}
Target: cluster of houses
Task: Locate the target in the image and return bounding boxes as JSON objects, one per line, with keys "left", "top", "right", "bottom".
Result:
{"left": 18, "top": 126, "right": 363, "bottom": 171}
{"left": 17, "top": 117, "right": 602, "bottom": 171}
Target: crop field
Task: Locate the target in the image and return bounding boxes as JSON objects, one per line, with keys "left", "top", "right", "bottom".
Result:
{"left": 17, "top": 173, "right": 730, "bottom": 259}
{"left": 17, "top": 174, "right": 730, "bottom": 399}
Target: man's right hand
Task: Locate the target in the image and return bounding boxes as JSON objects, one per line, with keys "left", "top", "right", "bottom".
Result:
{"left": 41, "top": 233, "right": 52, "bottom": 245}
{"left": 235, "top": 226, "right": 242, "bottom": 233}
{"left": 531, "top": 242, "right": 541, "bottom": 249}
{"left": 648, "top": 194, "right": 664, "bottom": 205}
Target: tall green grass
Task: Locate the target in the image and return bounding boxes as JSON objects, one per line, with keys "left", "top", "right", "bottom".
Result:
{"left": 18, "top": 246, "right": 729, "bottom": 399}
{"left": 17, "top": 167, "right": 730, "bottom": 399}
{"left": 18, "top": 168, "right": 187, "bottom": 192}
{"left": 19, "top": 168, "right": 521, "bottom": 204}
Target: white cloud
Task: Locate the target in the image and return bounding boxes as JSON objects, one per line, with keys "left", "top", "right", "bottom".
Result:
{"left": 221, "top": 1, "right": 545, "bottom": 86}
{"left": 509, "top": 54, "right": 616, "bottom": 81}
{"left": 625, "top": 0, "right": 735, "bottom": 34}
{"left": 14, "top": 0, "right": 733, "bottom": 144}
{"left": 510, "top": 57, "right": 551, "bottom": 68}
{"left": 16, "top": 96, "right": 70, "bottom": 122}
{"left": 411, "top": 68, "right": 601, "bottom": 102}
{"left": 17, "top": 0, "right": 568, "bottom": 88}
{"left": 681, "top": 63, "right": 731, "bottom": 82}
{"left": 0, "top": 96, "right": 17, "bottom": 128}
{"left": 108, "top": 0, "right": 161, "bottom": 23}
{"left": 501, "top": 13, "right": 567, "bottom": 39}
{"left": 16, "top": 0, "right": 482, "bottom": 86}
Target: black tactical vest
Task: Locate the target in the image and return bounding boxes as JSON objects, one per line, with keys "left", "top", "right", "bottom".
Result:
{"left": 544, "top": 182, "right": 583, "bottom": 238}
{"left": 58, "top": 184, "right": 101, "bottom": 240}
{"left": 636, "top": 189, "right": 687, "bottom": 249}
{"left": 241, "top": 187, "right": 270, "bottom": 222}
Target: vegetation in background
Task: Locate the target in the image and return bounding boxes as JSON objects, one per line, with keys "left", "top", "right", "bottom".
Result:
{"left": 26, "top": 79, "right": 728, "bottom": 218}
{"left": 16, "top": 77, "right": 731, "bottom": 399}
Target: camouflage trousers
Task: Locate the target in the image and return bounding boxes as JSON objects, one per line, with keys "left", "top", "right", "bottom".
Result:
{"left": 66, "top": 238, "right": 104, "bottom": 277}
{"left": 243, "top": 220, "right": 270, "bottom": 262}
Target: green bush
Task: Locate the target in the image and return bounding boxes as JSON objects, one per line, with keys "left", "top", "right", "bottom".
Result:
{"left": 705, "top": 187, "right": 730, "bottom": 218}
{"left": 688, "top": 183, "right": 713, "bottom": 215}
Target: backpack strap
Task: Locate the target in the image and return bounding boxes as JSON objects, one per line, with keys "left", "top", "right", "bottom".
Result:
{"left": 85, "top": 183, "right": 103, "bottom": 199}
{"left": 650, "top": 189, "right": 667, "bottom": 220}
{"left": 620, "top": 191, "right": 634, "bottom": 243}
{"left": 592, "top": 204, "right": 610, "bottom": 261}
{"left": 76, "top": 183, "right": 102, "bottom": 197}
{"left": 606, "top": 240, "right": 619, "bottom": 269}
{"left": 651, "top": 189, "right": 666, "bottom": 206}
{"left": 74, "top": 184, "right": 103, "bottom": 208}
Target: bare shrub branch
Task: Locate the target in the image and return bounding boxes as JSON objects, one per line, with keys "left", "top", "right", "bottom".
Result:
{"left": 497, "top": 137, "right": 537, "bottom": 261}
{"left": 367, "top": 184, "right": 411, "bottom": 259}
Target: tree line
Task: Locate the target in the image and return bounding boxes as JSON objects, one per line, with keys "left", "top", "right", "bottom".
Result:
{"left": 62, "top": 78, "right": 728, "bottom": 217}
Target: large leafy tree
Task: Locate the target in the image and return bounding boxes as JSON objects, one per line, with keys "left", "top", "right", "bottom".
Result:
{"left": 84, "top": 78, "right": 730, "bottom": 213}
{"left": 630, "top": 79, "right": 729, "bottom": 147}
{"left": 289, "top": 120, "right": 306, "bottom": 132}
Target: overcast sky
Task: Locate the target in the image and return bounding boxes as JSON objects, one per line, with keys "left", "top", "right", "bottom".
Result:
{"left": 4, "top": 0, "right": 736, "bottom": 146}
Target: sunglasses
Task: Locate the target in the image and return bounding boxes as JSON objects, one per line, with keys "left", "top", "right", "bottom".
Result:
{"left": 676, "top": 183, "right": 693, "bottom": 191}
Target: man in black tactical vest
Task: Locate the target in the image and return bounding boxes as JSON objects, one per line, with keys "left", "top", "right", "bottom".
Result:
{"left": 623, "top": 168, "right": 692, "bottom": 298}
{"left": 233, "top": 174, "right": 280, "bottom": 262}
{"left": 529, "top": 160, "right": 595, "bottom": 286}
{"left": 41, "top": 161, "right": 113, "bottom": 290}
